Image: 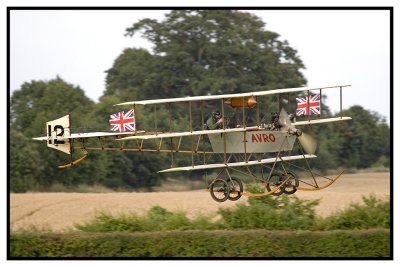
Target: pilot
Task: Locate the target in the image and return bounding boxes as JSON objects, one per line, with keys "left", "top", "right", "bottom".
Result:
{"left": 206, "top": 110, "right": 224, "bottom": 130}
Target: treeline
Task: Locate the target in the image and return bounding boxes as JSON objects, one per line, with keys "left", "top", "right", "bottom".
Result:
{"left": 9, "top": 10, "right": 390, "bottom": 192}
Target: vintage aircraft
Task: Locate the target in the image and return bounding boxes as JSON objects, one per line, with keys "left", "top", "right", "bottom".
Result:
{"left": 33, "top": 84, "right": 352, "bottom": 202}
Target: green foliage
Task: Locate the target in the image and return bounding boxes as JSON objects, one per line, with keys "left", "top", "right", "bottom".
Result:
{"left": 10, "top": 77, "right": 94, "bottom": 136}
{"left": 9, "top": 77, "right": 106, "bottom": 191}
{"left": 75, "top": 205, "right": 217, "bottom": 232}
{"left": 75, "top": 194, "right": 390, "bottom": 234}
{"left": 9, "top": 77, "right": 168, "bottom": 191}
{"left": 9, "top": 128, "right": 43, "bottom": 192}
{"left": 372, "top": 155, "right": 390, "bottom": 168}
{"left": 333, "top": 106, "right": 390, "bottom": 169}
{"left": 10, "top": 196, "right": 392, "bottom": 257}
{"left": 109, "top": 10, "right": 307, "bottom": 99}
{"left": 10, "top": 229, "right": 390, "bottom": 257}
{"left": 316, "top": 195, "right": 390, "bottom": 230}
{"left": 218, "top": 194, "right": 319, "bottom": 230}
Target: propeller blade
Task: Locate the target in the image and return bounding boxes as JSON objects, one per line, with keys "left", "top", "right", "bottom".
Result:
{"left": 278, "top": 108, "right": 316, "bottom": 153}
{"left": 279, "top": 108, "right": 295, "bottom": 131}
{"left": 298, "top": 132, "right": 317, "bottom": 155}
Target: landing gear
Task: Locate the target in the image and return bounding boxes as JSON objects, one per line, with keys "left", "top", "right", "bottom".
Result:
{"left": 209, "top": 176, "right": 244, "bottom": 202}
{"left": 283, "top": 171, "right": 299, "bottom": 195}
{"left": 265, "top": 171, "right": 299, "bottom": 196}
{"left": 210, "top": 179, "right": 230, "bottom": 202}
{"left": 227, "top": 177, "right": 243, "bottom": 201}
{"left": 265, "top": 172, "right": 285, "bottom": 196}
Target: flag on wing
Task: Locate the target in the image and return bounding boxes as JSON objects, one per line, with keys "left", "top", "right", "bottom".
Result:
{"left": 296, "top": 94, "right": 320, "bottom": 116}
{"left": 109, "top": 110, "right": 135, "bottom": 132}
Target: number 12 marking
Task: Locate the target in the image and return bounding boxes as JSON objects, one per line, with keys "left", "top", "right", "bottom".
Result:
{"left": 47, "top": 125, "right": 65, "bottom": 145}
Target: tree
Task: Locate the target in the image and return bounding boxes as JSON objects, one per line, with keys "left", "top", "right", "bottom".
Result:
{"left": 10, "top": 77, "right": 170, "bottom": 191}
{"left": 333, "top": 106, "right": 390, "bottom": 169}
{"left": 9, "top": 128, "right": 43, "bottom": 192}
{"left": 9, "top": 77, "right": 102, "bottom": 189}
{"left": 105, "top": 10, "right": 307, "bottom": 100}
{"left": 10, "top": 77, "right": 94, "bottom": 137}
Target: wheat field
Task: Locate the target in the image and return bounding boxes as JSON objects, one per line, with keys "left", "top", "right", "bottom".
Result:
{"left": 10, "top": 172, "right": 390, "bottom": 231}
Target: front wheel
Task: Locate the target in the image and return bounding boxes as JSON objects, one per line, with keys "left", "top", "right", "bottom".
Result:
{"left": 210, "top": 179, "right": 230, "bottom": 202}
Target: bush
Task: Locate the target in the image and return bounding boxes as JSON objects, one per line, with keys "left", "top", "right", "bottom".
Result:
{"left": 316, "top": 195, "right": 390, "bottom": 230}
{"left": 216, "top": 183, "right": 319, "bottom": 230}
{"left": 76, "top": 194, "right": 390, "bottom": 233}
{"left": 218, "top": 195, "right": 319, "bottom": 230}
{"left": 10, "top": 229, "right": 390, "bottom": 257}
{"left": 76, "top": 206, "right": 218, "bottom": 232}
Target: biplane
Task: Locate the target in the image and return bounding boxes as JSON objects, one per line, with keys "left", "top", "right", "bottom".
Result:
{"left": 33, "top": 84, "right": 352, "bottom": 202}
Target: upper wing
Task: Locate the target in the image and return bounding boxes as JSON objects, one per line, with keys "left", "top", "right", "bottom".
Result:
{"left": 115, "top": 84, "right": 351, "bottom": 106}
{"left": 158, "top": 154, "right": 316, "bottom": 173}
{"left": 292, "top": 117, "right": 352, "bottom": 126}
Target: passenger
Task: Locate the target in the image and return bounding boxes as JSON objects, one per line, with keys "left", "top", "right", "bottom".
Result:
{"left": 206, "top": 110, "right": 224, "bottom": 130}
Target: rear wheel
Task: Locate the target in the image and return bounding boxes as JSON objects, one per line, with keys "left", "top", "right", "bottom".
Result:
{"left": 227, "top": 177, "right": 243, "bottom": 201}
{"left": 283, "top": 171, "right": 299, "bottom": 195}
{"left": 210, "top": 179, "right": 230, "bottom": 202}
{"left": 266, "top": 172, "right": 285, "bottom": 196}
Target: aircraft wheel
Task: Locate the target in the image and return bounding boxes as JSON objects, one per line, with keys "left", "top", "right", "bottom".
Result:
{"left": 283, "top": 171, "right": 299, "bottom": 195}
{"left": 227, "top": 177, "right": 243, "bottom": 201}
{"left": 266, "top": 172, "right": 285, "bottom": 196}
{"left": 210, "top": 179, "right": 230, "bottom": 202}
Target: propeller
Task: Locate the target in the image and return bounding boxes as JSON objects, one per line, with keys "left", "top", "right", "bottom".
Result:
{"left": 278, "top": 109, "right": 317, "bottom": 155}
{"left": 298, "top": 132, "right": 317, "bottom": 155}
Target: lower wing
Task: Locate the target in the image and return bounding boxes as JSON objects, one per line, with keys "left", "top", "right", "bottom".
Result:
{"left": 158, "top": 154, "right": 316, "bottom": 173}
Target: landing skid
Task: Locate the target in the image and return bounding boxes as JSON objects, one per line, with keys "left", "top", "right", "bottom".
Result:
{"left": 58, "top": 154, "right": 88, "bottom": 169}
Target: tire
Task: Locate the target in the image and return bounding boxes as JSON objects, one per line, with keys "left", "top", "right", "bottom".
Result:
{"left": 210, "top": 179, "right": 230, "bottom": 202}
{"left": 227, "top": 177, "right": 243, "bottom": 201}
{"left": 266, "top": 172, "right": 285, "bottom": 196}
{"left": 283, "top": 171, "right": 299, "bottom": 195}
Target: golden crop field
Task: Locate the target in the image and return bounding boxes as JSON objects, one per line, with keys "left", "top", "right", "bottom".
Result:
{"left": 10, "top": 172, "right": 390, "bottom": 231}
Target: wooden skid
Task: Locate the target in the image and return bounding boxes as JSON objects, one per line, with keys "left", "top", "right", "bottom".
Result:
{"left": 240, "top": 176, "right": 291, "bottom": 197}
{"left": 58, "top": 155, "right": 88, "bottom": 169}
{"left": 295, "top": 170, "right": 344, "bottom": 191}
{"left": 239, "top": 170, "right": 344, "bottom": 197}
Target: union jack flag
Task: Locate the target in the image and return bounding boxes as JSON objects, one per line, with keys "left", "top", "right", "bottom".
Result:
{"left": 296, "top": 94, "right": 320, "bottom": 116}
{"left": 109, "top": 110, "right": 135, "bottom": 132}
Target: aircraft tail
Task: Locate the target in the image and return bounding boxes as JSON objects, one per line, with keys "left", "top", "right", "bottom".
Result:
{"left": 32, "top": 114, "right": 72, "bottom": 154}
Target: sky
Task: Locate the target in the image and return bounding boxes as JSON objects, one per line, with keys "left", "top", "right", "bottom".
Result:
{"left": 9, "top": 9, "right": 391, "bottom": 123}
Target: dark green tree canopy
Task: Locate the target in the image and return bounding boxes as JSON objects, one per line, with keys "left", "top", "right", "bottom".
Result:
{"left": 105, "top": 10, "right": 306, "bottom": 100}
{"left": 333, "top": 105, "right": 390, "bottom": 168}
{"left": 10, "top": 77, "right": 94, "bottom": 137}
